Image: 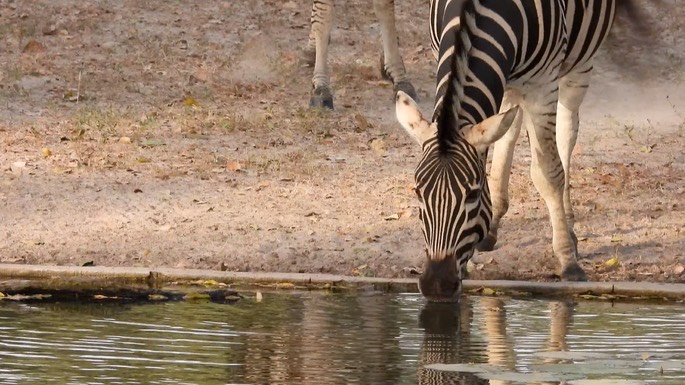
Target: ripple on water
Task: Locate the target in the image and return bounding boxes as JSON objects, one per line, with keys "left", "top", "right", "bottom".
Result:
{"left": 0, "top": 294, "right": 683, "bottom": 384}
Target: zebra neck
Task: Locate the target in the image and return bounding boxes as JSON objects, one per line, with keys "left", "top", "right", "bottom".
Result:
{"left": 432, "top": 0, "right": 518, "bottom": 149}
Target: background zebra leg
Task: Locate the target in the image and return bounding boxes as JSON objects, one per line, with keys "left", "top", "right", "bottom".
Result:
{"left": 373, "top": 0, "right": 417, "bottom": 100}
{"left": 556, "top": 66, "right": 592, "bottom": 252}
{"left": 302, "top": 21, "right": 317, "bottom": 67}
{"left": 478, "top": 90, "right": 524, "bottom": 251}
{"left": 526, "top": 87, "right": 587, "bottom": 281}
{"left": 308, "top": 0, "right": 335, "bottom": 109}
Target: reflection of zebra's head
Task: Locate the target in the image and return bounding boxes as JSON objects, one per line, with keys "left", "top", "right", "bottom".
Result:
{"left": 396, "top": 92, "right": 518, "bottom": 302}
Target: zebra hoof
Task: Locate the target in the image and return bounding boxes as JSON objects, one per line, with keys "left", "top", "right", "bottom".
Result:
{"left": 476, "top": 234, "right": 497, "bottom": 252}
{"left": 394, "top": 81, "right": 418, "bottom": 102}
{"left": 309, "top": 86, "right": 334, "bottom": 110}
{"left": 560, "top": 263, "right": 587, "bottom": 282}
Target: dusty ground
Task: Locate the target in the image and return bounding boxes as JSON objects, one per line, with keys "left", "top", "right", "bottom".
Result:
{"left": 1, "top": 0, "right": 684, "bottom": 283}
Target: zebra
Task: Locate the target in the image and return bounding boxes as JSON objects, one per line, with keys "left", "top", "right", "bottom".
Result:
{"left": 395, "top": 0, "right": 636, "bottom": 301}
{"left": 303, "top": 0, "right": 418, "bottom": 109}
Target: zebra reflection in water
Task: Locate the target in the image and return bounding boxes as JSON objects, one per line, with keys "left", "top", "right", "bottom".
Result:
{"left": 418, "top": 298, "right": 575, "bottom": 385}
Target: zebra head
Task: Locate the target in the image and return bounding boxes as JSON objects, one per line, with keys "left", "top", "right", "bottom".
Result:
{"left": 396, "top": 91, "right": 519, "bottom": 302}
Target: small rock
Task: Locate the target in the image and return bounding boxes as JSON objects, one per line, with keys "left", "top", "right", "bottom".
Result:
{"left": 10, "top": 161, "right": 26, "bottom": 175}
{"left": 674, "top": 264, "right": 685, "bottom": 275}
{"left": 42, "top": 24, "right": 58, "bottom": 35}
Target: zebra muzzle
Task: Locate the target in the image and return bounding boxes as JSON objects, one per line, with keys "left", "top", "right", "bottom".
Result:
{"left": 418, "top": 255, "right": 462, "bottom": 302}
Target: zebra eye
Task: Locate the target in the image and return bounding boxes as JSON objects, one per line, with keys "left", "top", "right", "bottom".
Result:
{"left": 465, "top": 188, "right": 480, "bottom": 204}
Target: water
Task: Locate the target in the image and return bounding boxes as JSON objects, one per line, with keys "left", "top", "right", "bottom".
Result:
{"left": 0, "top": 292, "right": 684, "bottom": 385}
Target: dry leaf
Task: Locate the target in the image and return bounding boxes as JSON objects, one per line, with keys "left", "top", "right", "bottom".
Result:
{"left": 182, "top": 97, "right": 199, "bottom": 106}
{"left": 674, "top": 264, "right": 685, "bottom": 275}
{"left": 610, "top": 235, "right": 623, "bottom": 243}
{"left": 354, "top": 113, "right": 373, "bottom": 131}
{"left": 255, "top": 291, "right": 263, "bottom": 302}
{"left": 22, "top": 39, "right": 47, "bottom": 54}
{"left": 481, "top": 288, "right": 496, "bottom": 295}
{"left": 604, "top": 256, "right": 620, "bottom": 268}
{"left": 640, "top": 144, "right": 656, "bottom": 153}
{"left": 397, "top": 210, "right": 412, "bottom": 219}
{"left": 368, "top": 137, "right": 388, "bottom": 156}
{"left": 276, "top": 282, "right": 295, "bottom": 288}
{"left": 119, "top": 137, "right": 132, "bottom": 144}
{"left": 384, "top": 213, "right": 400, "bottom": 221}
{"left": 190, "top": 69, "right": 209, "bottom": 83}
{"left": 41, "top": 148, "right": 52, "bottom": 158}
{"left": 140, "top": 139, "right": 164, "bottom": 147}
{"left": 226, "top": 160, "right": 241, "bottom": 171}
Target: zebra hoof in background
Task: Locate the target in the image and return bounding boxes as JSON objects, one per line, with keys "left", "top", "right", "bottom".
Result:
{"left": 380, "top": 55, "right": 419, "bottom": 102}
{"left": 310, "top": 85, "right": 334, "bottom": 110}
{"left": 560, "top": 263, "right": 587, "bottom": 281}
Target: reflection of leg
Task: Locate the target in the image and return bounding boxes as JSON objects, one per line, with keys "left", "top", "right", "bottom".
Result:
{"left": 299, "top": 295, "right": 333, "bottom": 384}
{"left": 481, "top": 297, "right": 516, "bottom": 382}
{"left": 373, "top": 0, "right": 417, "bottom": 100}
{"left": 479, "top": 90, "right": 524, "bottom": 251}
{"left": 357, "top": 295, "right": 402, "bottom": 384}
{"left": 548, "top": 300, "right": 574, "bottom": 353}
{"left": 525, "top": 84, "right": 586, "bottom": 281}
{"left": 308, "top": 0, "right": 335, "bottom": 109}
{"left": 557, "top": 65, "right": 592, "bottom": 251}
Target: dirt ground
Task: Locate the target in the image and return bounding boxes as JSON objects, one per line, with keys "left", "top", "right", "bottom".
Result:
{"left": 1, "top": 0, "right": 684, "bottom": 284}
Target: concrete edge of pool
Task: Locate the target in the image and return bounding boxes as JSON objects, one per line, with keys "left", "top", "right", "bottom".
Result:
{"left": 0, "top": 263, "right": 684, "bottom": 301}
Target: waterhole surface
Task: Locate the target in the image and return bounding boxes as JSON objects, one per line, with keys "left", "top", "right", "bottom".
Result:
{"left": 1, "top": 292, "right": 684, "bottom": 384}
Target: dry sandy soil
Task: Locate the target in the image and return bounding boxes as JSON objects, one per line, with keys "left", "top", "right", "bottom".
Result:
{"left": 1, "top": 0, "right": 684, "bottom": 284}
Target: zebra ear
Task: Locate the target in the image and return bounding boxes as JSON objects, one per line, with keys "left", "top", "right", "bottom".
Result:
{"left": 396, "top": 91, "right": 436, "bottom": 146}
{"left": 463, "top": 106, "right": 521, "bottom": 150}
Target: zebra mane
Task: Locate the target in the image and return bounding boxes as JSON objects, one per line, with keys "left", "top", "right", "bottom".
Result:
{"left": 435, "top": 1, "right": 474, "bottom": 152}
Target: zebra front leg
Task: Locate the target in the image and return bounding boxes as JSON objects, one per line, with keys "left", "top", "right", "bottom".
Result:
{"left": 526, "top": 88, "right": 586, "bottom": 281}
{"left": 478, "top": 90, "right": 523, "bottom": 251}
{"left": 556, "top": 66, "right": 592, "bottom": 253}
{"left": 309, "top": 0, "right": 335, "bottom": 109}
{"left": 373, "top": 0, "right": 417, "bottom": 100}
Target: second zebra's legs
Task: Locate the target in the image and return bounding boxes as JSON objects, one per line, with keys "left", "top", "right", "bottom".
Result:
{"left": 556, "top": 65, "right": 592, "bottom": 251}
{"left": 525, "top": 81, "right": 586, "bottom": 281}
{"left": 374, "top": 0, "right": 417, "bottom": 100}
{"left": 307, "top": 0, "right": 335, "bottom": 109}
{"left": 478, "top": 89, "right": 524, "bottom": 251}
{"left": 304, "top": 0, "right": 416, "bottom": 109}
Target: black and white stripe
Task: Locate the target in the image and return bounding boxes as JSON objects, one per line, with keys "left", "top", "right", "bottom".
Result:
{"left": 402, "top": 0, "right": 635, "bottom": 301}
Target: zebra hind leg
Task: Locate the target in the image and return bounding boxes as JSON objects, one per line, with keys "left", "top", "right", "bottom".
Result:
{"left": 373, "top": 0, "right": 418, "bottom": 101}
{"left": 308, "top": 0, "right": 335, "bottom": 109}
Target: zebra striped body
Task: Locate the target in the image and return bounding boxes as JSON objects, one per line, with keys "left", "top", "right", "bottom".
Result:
{"left": 397, "top": 0, "right": 627, "bottom": 301}
{"left": 304, "top": 0, "right": 417, "bottom": 109}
